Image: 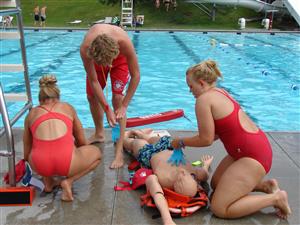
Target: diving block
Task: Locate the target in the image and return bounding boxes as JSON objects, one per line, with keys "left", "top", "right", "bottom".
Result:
{"left": 0, "top": 0, "right": 16, "bottom": 7}
{"left": 0, "top": 32, "right": 20, "bottom": 40}
{"left": 4, "top": 93, "right": 28, "bottom": 102}
{"left": 0, "top": 64, "right": 24, "bottom": 72}
{"left": 0, "top": 186, "right": 35, "bottom": 206}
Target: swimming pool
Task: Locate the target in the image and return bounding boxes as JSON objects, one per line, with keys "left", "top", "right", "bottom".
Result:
{"left": 1, "top": 30, "right": 299, "bottom": 131}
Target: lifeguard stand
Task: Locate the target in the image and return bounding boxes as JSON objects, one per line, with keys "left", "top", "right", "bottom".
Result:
{"left": 0, "top": 0, "right": 32, "bottom": 186}
{"left": 121, "top": 0, "right": 133, "bottom": 27}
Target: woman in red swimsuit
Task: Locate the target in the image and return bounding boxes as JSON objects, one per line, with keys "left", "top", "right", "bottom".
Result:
{"left": 23, "top": 75, "right": 101, "bottom": 201}
{"left": 171, "top": 60, "right": 291, "bottom": 219}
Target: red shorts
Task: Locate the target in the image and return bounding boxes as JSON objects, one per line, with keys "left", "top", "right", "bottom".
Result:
{"left": 86, "top": 54, "right": 129, "bottom": 96}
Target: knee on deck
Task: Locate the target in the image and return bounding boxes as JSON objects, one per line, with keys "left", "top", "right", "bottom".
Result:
{"left": 210, "top": 198, "right": 230, "bottom": 219}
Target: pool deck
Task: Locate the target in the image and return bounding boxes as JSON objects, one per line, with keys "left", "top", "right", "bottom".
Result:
{"left": 0, "top": 129, "right": 299, "bottom": 225}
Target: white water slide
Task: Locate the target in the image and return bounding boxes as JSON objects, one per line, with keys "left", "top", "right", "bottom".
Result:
{"left": 186, "top": 0, "right": 300, "bottom": 18}
{"left": 284, "top": 0, "right": 300, "bottom": 25}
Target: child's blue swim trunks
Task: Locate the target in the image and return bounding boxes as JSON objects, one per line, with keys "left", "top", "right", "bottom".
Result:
{"left": 137, "top": 136, "right": 172, "bottom": 168}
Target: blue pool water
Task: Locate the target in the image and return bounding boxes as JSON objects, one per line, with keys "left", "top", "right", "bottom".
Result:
{"left": 1, "top": 30, "right": 300, "bottom": 131}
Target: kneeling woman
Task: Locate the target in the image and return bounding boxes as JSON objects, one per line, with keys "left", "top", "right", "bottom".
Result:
{"left": 171, "top": 60, "right": 291, "bottom": 219}
{"left": 23, "top": 75, "right": 101, "bottom": 201}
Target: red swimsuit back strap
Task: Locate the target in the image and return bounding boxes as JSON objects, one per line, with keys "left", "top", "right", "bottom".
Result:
{"left": 31, "top": 102, "right": 70, "bottom": 134}
{"left": 213, "top": 89, "right": 239, "bottom": 108}
{"left": 37, "top": 101, "right": 58, "bottom": 113}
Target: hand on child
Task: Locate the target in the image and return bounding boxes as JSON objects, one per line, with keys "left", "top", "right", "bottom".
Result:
{"left": 167, "top": 148, "right": 186, "bottom": 166}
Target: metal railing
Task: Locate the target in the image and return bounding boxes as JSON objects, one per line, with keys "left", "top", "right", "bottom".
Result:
{"left": 0, "top": 0, "right": 32, "bottom": 186}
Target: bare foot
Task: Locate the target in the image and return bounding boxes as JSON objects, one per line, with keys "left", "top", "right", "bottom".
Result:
{"left": 60, "top": 179, "right": 74, "bottom": 201}
{"left": 274, "top": 190, "right": 292, "bottom": 219}
{"left": 88, "top": 133, "right": 105, "bottom": 144}
{"left": 201, "top": 155, "right": 214, "bottom": 171}
{"left": 43, "top": 177, "right": 60, "bottom": 193}
{"left": 110, "top": 154, "right": 124, "bottom": 169}
{"left": 261, "top": 179, "right": 280, "bottom": 194}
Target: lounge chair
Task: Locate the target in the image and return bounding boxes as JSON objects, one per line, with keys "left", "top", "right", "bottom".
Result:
{"left": 104, "top": 17, "right": 112, "bottom": 24}
{"left": 93, "top": 19, "right": 105, "bottom": 24}
{"left": 92, "top": 17, "right": 113, "bottom": 25}
{"left": 67, "top": 20, "right": 82, "bottom": 25}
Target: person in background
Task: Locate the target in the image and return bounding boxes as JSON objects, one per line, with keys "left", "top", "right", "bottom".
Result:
{"left": 40, "top": 6, "right": 47, "bottom": 27}
{"left": 163, "top": 0, "right": 171, "bottom": 11}
{"left": 33, "top": 5, "right": 39, "bottom": 26}
{"left": 23, "top": 75, "right": 101, "bottom": 201}
{"left": 172, "top": 0, "right": 177, "bottom": 11}
{"left": 171, "top": 59, "right": 291, "bottom": 219}
{"left": 80, "top": 24, "right": 140, "bottom": 169}
{"left": 155, "top": 0, "right": 160, "bottom": 9}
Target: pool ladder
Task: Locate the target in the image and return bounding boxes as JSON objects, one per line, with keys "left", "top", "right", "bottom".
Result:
{"left": 0, "top": 0, "right": 32, "bottom": 186}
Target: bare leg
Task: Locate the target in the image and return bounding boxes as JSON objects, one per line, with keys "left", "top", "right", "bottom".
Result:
{"left": 132, "top": 129, "right": 161, "bottom": 144}
{"left": 210, "top": 157, "right": 291, "bottom": 219}
{"left": 87, "top": 95, "right": 105, "bottom": 144}
{"left": 123, "top": 131, "right": 148, "bottom": 158}
{"left": 210, "top": 155, "right": 234, "bottom": 190}
{"left": 61, "top": 145, "right": 101, "bottom": 201}
{"left": 145, "top": 175, "right": 176, "bottom": 225}
{"left": 43, "top": 177, "right": 60, "bottom": 193}
{"left": 110, "top": 94, "right": 125, "bottom": 169}
{"left": 131, "top": 128, "right": 153, "bottom": 137}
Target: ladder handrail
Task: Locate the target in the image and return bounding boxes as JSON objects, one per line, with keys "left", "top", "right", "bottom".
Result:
{"left": 16, "top": 0, "right": 32, "bottom": 104}
{"left": 0, "top": 83, "right": 16, "bottom": 186}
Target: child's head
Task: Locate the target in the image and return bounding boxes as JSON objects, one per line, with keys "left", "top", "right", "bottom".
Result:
{"left": 186, "top": 60, "right": 222, "bottom": 84}
{"left": 173, "top": 168, "right": 198, "bottom": 197}
{"left": 38, "top": 74, "right": 60, "bottom": 102}
{"left": 88, "top": 34, "right": 120, "bottom": 66}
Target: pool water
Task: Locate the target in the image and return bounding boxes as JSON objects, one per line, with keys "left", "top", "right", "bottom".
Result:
{"left": 1, "top": 30, "right": 299, "bottom": 131}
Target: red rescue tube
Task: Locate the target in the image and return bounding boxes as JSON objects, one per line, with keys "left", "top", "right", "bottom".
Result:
{"left": 126, "top": 109, "right": 184, "bottom": 128}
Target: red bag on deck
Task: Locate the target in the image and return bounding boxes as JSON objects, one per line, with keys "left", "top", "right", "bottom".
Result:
{"left": 3, "top": 159, "right": 26, "bottom": 184}
{"left": 114, "top": 168, "right": 153, "bottom": 191}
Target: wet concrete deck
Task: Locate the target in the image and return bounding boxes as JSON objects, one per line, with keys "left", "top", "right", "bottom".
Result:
{"left": 0, "top": 129, "right": 299, "bottom": 225}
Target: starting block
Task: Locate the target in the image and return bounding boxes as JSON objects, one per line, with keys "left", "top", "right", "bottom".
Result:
{"left": 0, "top": 186, "right": 35, "bottom": 206}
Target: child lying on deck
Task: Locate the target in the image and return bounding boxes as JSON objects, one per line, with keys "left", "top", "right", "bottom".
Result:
{"left": 123, "top": 129, "right": 213, "bottom": 225}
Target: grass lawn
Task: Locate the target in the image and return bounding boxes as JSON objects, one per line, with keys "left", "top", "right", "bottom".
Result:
{"left": 19, "top": 0, "right": 278, "bottom": 29}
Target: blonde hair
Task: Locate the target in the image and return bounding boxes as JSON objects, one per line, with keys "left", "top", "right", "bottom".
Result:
{"left": 38, "top": 74, "right": 60, "bottom": 102}
{"left": 87, "top": 34, "right": 120, "bottom": 66}
{"left": 186, "top": 60, "right": 222, "bottom": 84}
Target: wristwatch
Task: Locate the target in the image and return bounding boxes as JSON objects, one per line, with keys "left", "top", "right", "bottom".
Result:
{"left": 178, "top": 139, "right": 185, "bottom": 149}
